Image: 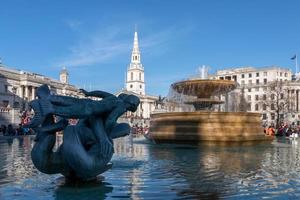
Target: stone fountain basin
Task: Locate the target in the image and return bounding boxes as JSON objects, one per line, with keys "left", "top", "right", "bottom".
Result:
{"left": 171, "top": 79, "right": 237, "bottom": 98}
{"left": 149, "top": 112, "right": 272, "bottom": 143}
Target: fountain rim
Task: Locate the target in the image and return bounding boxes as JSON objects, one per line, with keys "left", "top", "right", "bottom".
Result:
{"left": 171, "top": 79, "right": 237, "bottom": 88}
{"left": 150, "top": 111, "right": 262, "bottom": 118}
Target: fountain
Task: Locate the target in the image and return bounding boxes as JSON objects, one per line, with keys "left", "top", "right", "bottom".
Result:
{"left": 148, "top": 66, "right": 271, "bottom": 143}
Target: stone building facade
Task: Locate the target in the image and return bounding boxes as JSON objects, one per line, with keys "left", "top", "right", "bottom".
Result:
{"left": 213, "top": 66, "right": 300, "bottom": 126}
{"left": 0, "top": 64, "right": 80, "bottom": 125}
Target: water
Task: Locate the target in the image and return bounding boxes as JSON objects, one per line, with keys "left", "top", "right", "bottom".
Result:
{"left": 0, "top": 135, "right": 300, "bottom": 199}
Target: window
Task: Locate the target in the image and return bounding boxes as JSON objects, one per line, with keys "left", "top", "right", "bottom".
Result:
{"left": 255, "top": 87, "right": 259, "bottom": 91}
{"left": 249, "top": 73, "right": 252, "bottom": 78}
{"left": 256, "top": 79, "right": 259, "bottom": 85}
{"left": 130, "top": 84, "right": 133, "bottom": 88}
{"left": 280, "top": 72, "right": 283, "bottom": 76}
{"left": 263, "top": 104, "right": 267, "bottom": 110}
{"left": 262, "top": 113, "right": 267, "bottom": 120}
{"left": 248, "top": 88, "right": 251, "bottom": 92}
{"left": 139, "top": 72, "right": 141, "bottom": 81}
{"left": 219, "top": 77, "right": 224, "bottom": 80}
{"left": 131, "top": 72, "right": 133, "bottom": 80}
{"left": 280, "top": 93, "right": 284, "bottom": 99}
{"left": 241, "top": 74, "right": 245, "bottom": 78}
{"left": 271, "top": 94, "right": 275, "bottom": 100}
{"left": 140, "top": 85, "right": 142, "bottom": 89}
{"left": 248, "top": 95, "right": 251, "bottom": 101}
{"left": 271, "top": 104, "right": 275, "bottom": 110}
{"left": 263, "top": 94, "right": 267, "bottom": 100}
{"left": 264, "top": 72, "right": 267, "bottom": 76}
{"left": 263, "top": 78, "right": 267, "bottom": 84}
{"left": 248, "top": 80, "right": 252, "bottom": 85}
{"left": 255, "top": 95, "right": 259, "bottom": 101}
{"left": 2, "top": 100, "right": 9, "bottom": 107}
{"left": 241, "top": 80, "right": 245, "bottom": 85}
{"left": 4, "top": 85, "right": 8, "bottom": 93}
{"left": 255, "top": 104, "right": 259, "bottom": 111}
{"left": 271, "top": 113, "right": 275, "bottom": 120}
{"left": 256, "top": 72, "right": 259, "bottom": 77}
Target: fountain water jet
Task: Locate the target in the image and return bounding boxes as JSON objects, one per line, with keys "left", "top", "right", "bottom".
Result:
{"left": 148, "top": 66, "right": 271, "bottom": 143}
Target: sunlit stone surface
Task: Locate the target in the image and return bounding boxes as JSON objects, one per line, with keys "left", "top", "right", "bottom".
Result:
{"left": 1, "top": 135, "right": 300, "bottom": 199}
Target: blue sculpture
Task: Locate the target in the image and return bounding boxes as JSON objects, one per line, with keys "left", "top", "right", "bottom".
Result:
{"left": 26, "top": 84, "right": 140, "bottom": 181}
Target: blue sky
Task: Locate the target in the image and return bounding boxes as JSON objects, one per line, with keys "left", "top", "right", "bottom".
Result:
{"left": 0, "top": 0, "right": 300, "bottom": 96}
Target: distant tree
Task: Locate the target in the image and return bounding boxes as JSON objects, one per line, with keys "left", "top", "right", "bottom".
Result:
{"left": 258, "top": 80, "right": 295, "bottom": 128}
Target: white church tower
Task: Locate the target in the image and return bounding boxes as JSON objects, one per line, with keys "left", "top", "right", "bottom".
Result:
{"left": 126, "top": 31, "right": 145, "bottom": 95}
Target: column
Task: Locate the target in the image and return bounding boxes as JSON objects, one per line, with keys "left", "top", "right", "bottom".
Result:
{"left": 32, "top": 87, "right": 36, "bottom": 100}
{"left": 296, "top": 90, "right": 299, "bottom": 112}
{"left": 25, "top": 86, "right": 29, "bottom": 100}
{"left": 19, "top": 85, "right": 23, "bottom": 99}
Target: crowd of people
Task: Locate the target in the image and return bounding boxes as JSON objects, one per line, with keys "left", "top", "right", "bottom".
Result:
{"left": 131, "top": 124, "right": 149, "bottom": 135}
{"left": 264, "top": 122, "right": 299, "bottom": 137}
{"left": 0, "top": 111, "right": 33, "bottom": 136}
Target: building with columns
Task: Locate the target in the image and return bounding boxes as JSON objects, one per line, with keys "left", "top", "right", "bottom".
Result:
{"left": 212, "top": 66, "right": 300, "bottom": 126}
{"left": 120, "top": 31, "right": 158, "bottom": 122}
{"left": 0, "top": 64, "right": 80, "bottom": 125}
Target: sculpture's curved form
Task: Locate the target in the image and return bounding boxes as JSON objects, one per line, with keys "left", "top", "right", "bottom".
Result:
{"left": 27, "top": 84, "right": 140, "bottom": 180}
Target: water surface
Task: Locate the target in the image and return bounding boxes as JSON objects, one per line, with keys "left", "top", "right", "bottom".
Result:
{"left": 0, "top": 135, "right": 299, "bottom": 199}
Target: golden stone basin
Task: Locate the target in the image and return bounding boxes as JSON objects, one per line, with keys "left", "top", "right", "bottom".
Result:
{"left": 149, "top": 111, "right": 271, "bottom": 143}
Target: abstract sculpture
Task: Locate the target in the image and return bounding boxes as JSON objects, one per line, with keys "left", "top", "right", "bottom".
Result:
{"left": 25, "top": 84, "right": 140, "bottom": 181}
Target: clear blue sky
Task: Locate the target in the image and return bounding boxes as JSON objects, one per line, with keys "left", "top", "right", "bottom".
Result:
{"left": 0, "top": 0, "right": 299, "bottom": 96}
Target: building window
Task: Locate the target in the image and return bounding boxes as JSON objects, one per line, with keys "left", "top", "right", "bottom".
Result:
{"left": 139, "top": 72, "right": 141, "bottom": 81}
{"left": 280, "top": 93, "right": 284, "bottom": 99}
{"left": 140, "top": 85, "right": 142, "bottom": 89}
{"left": 249, "top": 73, "right": 252, "bottom": 78}
{"left": 280, "top": 72, "right": 283, "bottom": 76}
{"left": 4, "top": 85, "right": 8, "bottom": 93}
{"left": 271, "top": 113, "right": 275, "bottom": 120}
{"left": 2, "top": 100, "right": 9, "bottom": 107}
{"left": 241, "top": 74, "right": 245, "bottom": 78}
{"left": 263, "top": 94, "right": 267, "bottom": 100}
{"left": 255, "top": 104, "right": 259, "bottom": 111}
{"left": 255, "top": 87, "right": 259, "bottom": 91}
{"left": 241, "top": 80, "right": 245, "bottom": 85}
{"left": 264, "top": 78, "right": 267, "bottom": 84}
{"left": 130, "top": 84, "right": 133, "bottom": 88}
{"left": 263, "top": 104, "right": 267, "bottom": 110}
{"left": 271, "top": 94, "right": 275, "bottom": 100}
{"left": 256, "top": 72, "right": 259, "bottom": 77}
{"left": 256, "top": 79, "right": 259, "bottom": 85}
{"left": 248, "top": 95, "right": 251, "bottom": 101}
{"left": 219, "top": 77, "right": 224, "bottom": 80}
{"left": 248, "top": 80, "right": 252, "bottom": 85}
{"left": 264, "top": 72, "right": 267, "bottom": 76}
{"left": 285, "top": 73, "right": 288, "bottom": 77}
{"left": 262, "top": 113, "right": 267, "bottom": 120}
{"left": 248, "top": 88, "right": 251, "bottom": 92}
{"left": 233, "top": 75, "right": 237, "bottom": 82}
{"left": 131, "top": 72, "right": 133, "bottom": 80}
{"left": 255, "top": 95, "right": 259, "bottom": 101}
{"left": 271, "top": 104, "right": 275, "bottom": 110}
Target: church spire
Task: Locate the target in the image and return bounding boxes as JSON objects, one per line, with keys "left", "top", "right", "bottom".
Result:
{"left": 126, "top": 31, "right": 145, "bottom": 95}
{"left": 131, "top": 31, "right": 141, "bottom": 64}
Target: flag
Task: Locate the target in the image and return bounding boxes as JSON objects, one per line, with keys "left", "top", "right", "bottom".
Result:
{"left": 291, "top": 54, "right": 297, "bottom": 60}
